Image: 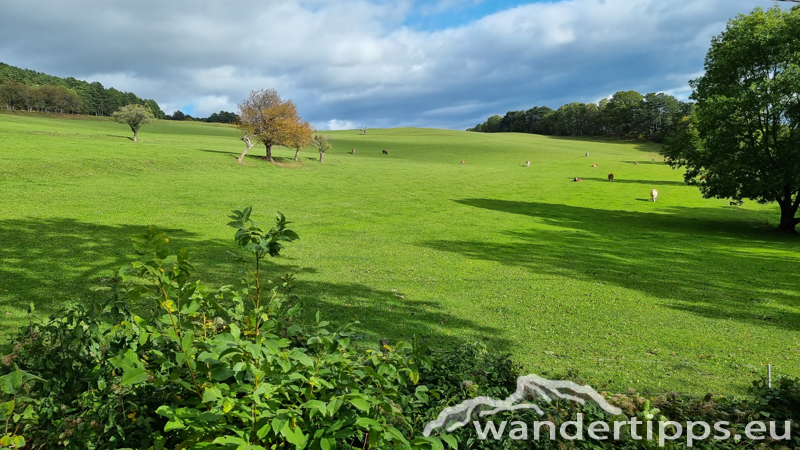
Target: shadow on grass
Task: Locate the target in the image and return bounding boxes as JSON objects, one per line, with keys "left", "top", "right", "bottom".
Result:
{"left": 622, "top": 160, "right": 670, "bottom": 165}
{"left": 541, "top": 135, "right": 661, "bottom": 153}
{"left": 419, "top": 199, "right": 800, "bottom": 331}
{"left": 199, "top": 148, "right": 240, "bottom": 157}
{"left": 580, "top": 177, "right": 687, "bottom": 187}
{"left": 0, "top": 217, "right": 498, "bottom": 350}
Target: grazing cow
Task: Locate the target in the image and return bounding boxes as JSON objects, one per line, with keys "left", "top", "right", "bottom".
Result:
{"left": 382, "top": 149, "right": 388, "bottom": 154}
{"left": 591, "top": 163, "right": 598, "bottom": 167}
{"left": 351, "top": 148, "right": 356, "bottom": 154}
{"left": 585, "top": 152, "right": 589, "bottom": 157}
{"left": 526, "top": 161, "right": 530, "bottom": 167}
{"left": 608, "top": 173, "right": 614, "bottom": 181}
{"left": 461, "top": 160, "right": 465, "bottom": 166}
{"left": 574, "top": 177, "right": 583, "bottom": 182}
{"left": 651, "top": 189, "right": 658, "bottom": 202}
{"left": 652, "top": 158, "right": 656, "bottom": 161}
{"left": 635, "top": 162, "right": 639, "bottom": 165}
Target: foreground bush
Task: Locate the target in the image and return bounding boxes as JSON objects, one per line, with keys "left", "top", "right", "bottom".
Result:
{"left": 0, "top": 209, "right": 455, "bottom": 449}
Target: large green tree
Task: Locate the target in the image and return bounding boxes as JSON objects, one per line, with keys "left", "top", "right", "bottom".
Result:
{"left": 112, "top": 104, "right": 155, "bottom": 142}
{"left": 662, "top": 5, "right": 800, "bottom": 233}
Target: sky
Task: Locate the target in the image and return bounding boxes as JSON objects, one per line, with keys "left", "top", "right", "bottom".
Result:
{"left": 0, "top": 0, "right": 792, "bottom": 130}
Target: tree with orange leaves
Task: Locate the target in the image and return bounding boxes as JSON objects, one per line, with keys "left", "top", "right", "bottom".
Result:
{"left": 237, "top": 89, "right": 311, "bottom": 163}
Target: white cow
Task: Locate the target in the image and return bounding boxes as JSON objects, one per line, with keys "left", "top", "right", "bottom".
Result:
{"left": 651, "top": 189, "right": 658, "bottom": 202}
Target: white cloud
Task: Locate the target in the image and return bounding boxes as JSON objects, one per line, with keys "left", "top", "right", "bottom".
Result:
{"left": 326, "top": 119, "right": 357, "bottom": 130}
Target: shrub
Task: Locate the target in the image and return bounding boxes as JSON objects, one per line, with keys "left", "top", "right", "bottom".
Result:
{"left": 0, "top": 208, "right": 455, "bottom": 449}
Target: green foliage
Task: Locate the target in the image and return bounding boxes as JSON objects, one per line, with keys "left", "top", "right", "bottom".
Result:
{"left": 0, "top": 62, "right": 164, "bottom": 118}
{"left": 662, "top": 5, "right": 800, "bottom": 232}
{"left": 467, "top": 90, "right": 691, "bottom": 141}
{"left": 0, "top": 208, "right": 457, "bottom": 449}
{"left": 112, "top": 104, "right": 155, "bottom": 141}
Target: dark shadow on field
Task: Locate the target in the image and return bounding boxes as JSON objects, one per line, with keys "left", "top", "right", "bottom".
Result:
{"left": 541, "top": 135, "right": 661, "bottom": 154}
{"left": 199, "top": 148, "right": 239, "bottom": 157}
{"left": 580, "top": 177, "right": 687, "bottom": 187}
{"left": 106, "top": 135, "right": 134, "bottom": 141}
{"left": 622, "top": 160, "right": 669, "bottom": 165}
{"left": 0, "top": 217, "right": 492, "bottom": 350}
{"left": 419, "top": 199, "right": 800, "bottom": 331}
{"left": 289, "top": 279, "right": 511, "bottom": 351}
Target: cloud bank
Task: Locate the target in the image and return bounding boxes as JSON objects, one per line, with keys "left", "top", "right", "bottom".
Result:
{"left": 0, "top": 0, "right": 785, "bottom": 129}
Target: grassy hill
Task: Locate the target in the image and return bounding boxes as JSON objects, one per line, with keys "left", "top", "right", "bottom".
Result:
{"left": 1, "top": 110, "right": 798, "bottom": 395}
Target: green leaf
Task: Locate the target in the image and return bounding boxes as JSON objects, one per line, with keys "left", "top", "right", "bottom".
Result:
{"left": 0, "top": 370, "right": 22, "bottom": 395}
{"left": 355, "top": 417, "right": 382, "bottom": 429}
{"left": 347, "top": 397, "right": 370, "bottom": 412}
{"left": 210, "top": 366, "right": 234, "bottom": 381}
{"left": 412, "top": 437, "right": 444, "bottom": 450}
{"left": 303, "top": 400, "right": 327, "bottom": 416}
{"left": 256, "top": 423, "right": 272, "bottom": 440}
{"left": 289, "top": 349, "right": 314, "bottom": 367}
{"left": 202, "top": 386, "right": 222, "bottom": 403}
{"left": 441, "top": 434, "right": 458, "bottom": 449}
{"left": 229, "top": 323, "right": 241, "bottom": 340}
{"left": 281, "top": 422, "right": 308, "bottom": 449}
{"left": 0, "top": 400, "right": 14, "bottom": 421}
{"left": 181, "top": 331, "right": 194, "bottom": 352}
{"left": 120, "top": 367, "right": 149, "bottom": 386}
{"left": 385, "top": 426, "right": 410, "bottom": 447}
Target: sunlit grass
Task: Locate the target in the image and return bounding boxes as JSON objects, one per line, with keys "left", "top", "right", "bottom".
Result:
{"left": 1, "top": 110, "right": 798, "bottom": 395}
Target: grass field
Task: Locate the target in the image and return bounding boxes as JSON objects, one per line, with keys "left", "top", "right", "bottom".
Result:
{"left": 1, "top": 110, "right": 799, "bottom": 395}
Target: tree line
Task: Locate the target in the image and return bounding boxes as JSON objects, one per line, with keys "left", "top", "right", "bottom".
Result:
{"left": 165, "top": 109, "right": 239, "bottom": 123}
{"left": 0, "top": 62, "right": 164, "bottom": 118}
{"left": 468, "top": 90, "right": 693, "bottom": 142}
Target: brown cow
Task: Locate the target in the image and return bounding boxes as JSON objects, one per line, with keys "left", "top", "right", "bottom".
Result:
{"left": 635, "top": 162, "right": 639, "bottom": 165}
{"left": 591, "top": 163, "right": 598, "bottom": 167}
{"left": 461, "top": 160, "right": 465, "bottom": 166}
{"left": 351, "top": 148, "right": 356, "bottom": 154}
{"left": 573, "top": 177, "right": 583, "bottom": 182}
{"left": 382, "top": 149, "right": 388, "bottom": 154}
{"left": 608, "top": 173, "right": 614, "bottom": 181}
{"left": 526, "top": 161, "right": 530, "bottom": 167}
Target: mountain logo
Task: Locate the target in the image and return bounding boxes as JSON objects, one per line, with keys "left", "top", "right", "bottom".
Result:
{"left": 423, "top": 373, "right": 622, "bottom": 437}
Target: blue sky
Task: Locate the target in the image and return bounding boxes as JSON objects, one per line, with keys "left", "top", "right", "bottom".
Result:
{"left": 404, "top": 0, "right": 547, "bottom": 30}
{"left": 0, "top": 0, "right": 791, "bottom": 129}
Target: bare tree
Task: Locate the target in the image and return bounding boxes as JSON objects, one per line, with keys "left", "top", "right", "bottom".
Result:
{"left": 361, "top": 126, "right": 368, "bottom": 135}
{"left": 237, "top": 133, "right": 256, "bottom": 163}
{"left": 311, "top": 131, "right": 332, "bottom": 163}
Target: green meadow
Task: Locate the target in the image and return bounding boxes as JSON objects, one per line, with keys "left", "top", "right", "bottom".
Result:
{"left": 1, "top": 110, "right": 798, "bottom": 395}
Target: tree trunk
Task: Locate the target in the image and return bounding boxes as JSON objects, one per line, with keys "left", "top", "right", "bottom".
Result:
{"left": 133, "top": 128, "right": 138, "bottom": 142}
{"left": 319, "top": 151, "right": 324, "bottom": 163}
{"left": 294, "top": 148, "right": 300, "bottom": 162}
{"left": 237, "top": 136, "right": 253, "bottom": 163}
{"left": 265, "top": 143, "right": 274, "bottom": 162}
{"left": 777, "top": 198, "right": 799, "bottom": 233}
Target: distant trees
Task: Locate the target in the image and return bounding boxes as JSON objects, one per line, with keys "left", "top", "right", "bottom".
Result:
{"left": 0, "top": 63, "right": 164, "bottom": 118}
{"left": 662, "top": 5, "right": 800, "bottom": 233}
{"left": 112, "top": 104, "right": 155, "bottom": 142}
{"left": 0, "top": 82, "right": 83, "bottom": 113}
{"left": 237, "top": 89, "right": 311, "bottom": 163}
{"left": 165, "top": 110, "right": 239, "bottom": 123}
{"left": 467, "top": 90, "right": 692, "bottom": 142}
